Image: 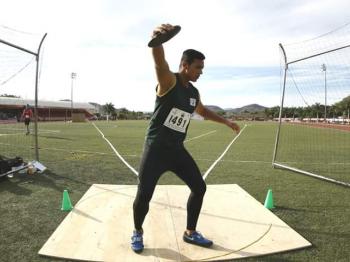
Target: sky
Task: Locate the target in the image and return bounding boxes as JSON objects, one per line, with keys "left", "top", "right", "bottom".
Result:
{"left": 0, "top": 0, "right": 350, "bottom": 111}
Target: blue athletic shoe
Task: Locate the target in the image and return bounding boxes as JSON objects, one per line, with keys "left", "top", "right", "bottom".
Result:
{"left": 131, "top": 230, "right": 144, "bottom": 253}
{"left": 183, "top": 231, "right": 213, "bottom": 247}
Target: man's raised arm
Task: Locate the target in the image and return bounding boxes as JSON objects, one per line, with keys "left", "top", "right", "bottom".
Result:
{"left": 150, "top": 24, "right": 176, "bottom": 96}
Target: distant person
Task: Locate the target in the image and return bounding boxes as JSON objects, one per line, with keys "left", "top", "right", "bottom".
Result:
{"left": 21, "top": 104, "right": 33, "bottom": 135}
{"left": 131, "top": 24, "right": 240, "bottom": 253}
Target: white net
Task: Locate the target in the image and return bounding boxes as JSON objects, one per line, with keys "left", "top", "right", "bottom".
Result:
{"left": 274, "top": 23, "right": 350, "bottom": 186}
{"left": 0, "top": 26, "right": 43, "bottom": 163}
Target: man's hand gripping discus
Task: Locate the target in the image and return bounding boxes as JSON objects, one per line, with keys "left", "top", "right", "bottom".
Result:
{"left": 148, "top": 24, "right": 181, "bottom": 47}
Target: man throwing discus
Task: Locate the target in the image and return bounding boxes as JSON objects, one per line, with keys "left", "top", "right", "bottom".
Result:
{"left": 131, "top": 23, "right": 240, "bottom": 253}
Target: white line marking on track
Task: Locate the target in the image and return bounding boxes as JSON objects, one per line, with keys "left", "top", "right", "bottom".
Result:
{"left": 38, "top": 130, "right": 61, "bottom": 134}
{"left": 196, "top": 159, "right": 270, "bottom": 164}
{"left": 92, "top": 122, "right": 139, "bottom": 176}
{"left": 0, "top": 130, "right": 61, "bottom": 136}
{"left": 0, "top": 127, "right": 60, "bottom": 133}
{"left": 203, "top": 124, "right": 247, "bottom": 180}
{"left": 39, "top": 146, "right": 137, "bottom": 157}
{"left": 0, "top": 133, "right": 23, "bottom": 136}
{"left": 184, "top": 130, "right": 217, "bottom": 143}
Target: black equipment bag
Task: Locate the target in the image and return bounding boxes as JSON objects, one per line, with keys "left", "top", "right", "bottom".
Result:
{"left": 0, "top": 156, "right": 24, "bottom": 175}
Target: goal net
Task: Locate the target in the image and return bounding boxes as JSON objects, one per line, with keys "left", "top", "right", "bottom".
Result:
{"left": 273, "top": 23, "right": 350, "bottom": 187}
{"left": 0, "top": 26, "right": 46, "bottom": 166}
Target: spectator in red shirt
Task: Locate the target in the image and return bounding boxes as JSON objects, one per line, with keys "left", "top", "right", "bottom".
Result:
{"left": 21, "top": 104, "right": 33, "bottom": 135}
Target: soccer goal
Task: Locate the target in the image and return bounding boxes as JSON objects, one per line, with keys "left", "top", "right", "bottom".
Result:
{"left": 0, "top": 26, "right": 46, "bottom": 163}
{"left": 273, "top": 23, "right": 350, "bottom": 187}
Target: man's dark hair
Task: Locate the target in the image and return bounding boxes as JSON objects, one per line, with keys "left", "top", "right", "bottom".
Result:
{"left": 180, "top": 49, "right": 205, "bottom": 65}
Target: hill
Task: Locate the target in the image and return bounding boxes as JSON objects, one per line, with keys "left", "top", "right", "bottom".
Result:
{"left": 225, "top": 104, "right": 267, "bottom": 113}
{"left": 205, "top": 105, "right": 225, "bottom": 112}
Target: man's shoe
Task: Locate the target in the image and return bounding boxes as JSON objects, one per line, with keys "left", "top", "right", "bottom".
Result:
{"left": 131, "top": 230, "right": 144, "bottom": 253}
{"left": 183, "top": 231, "right": 213, "bottom": 247}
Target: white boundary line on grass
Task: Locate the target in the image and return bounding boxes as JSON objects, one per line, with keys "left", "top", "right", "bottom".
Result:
{"left": 39, "top": 146, "right": 137, "bottom": 157}
{"left": 184, "top": 130, "right": 217, "bottom": 143}
{"left": 196, "top": 159, "right": 270, "bottom": 164}
{"left": 92, "top": 122, "right": 247, "bottom": 180}
{"left": 0, "top": 133, "right": 23, "bottom": 136}
{"left": 0, "top": 129, "right": 61, "bottom": 137}
{"left": 0, "top": 127, "right": 60, "bottom": 133}
{"left": 38, "top": 130, "right": 61, "bottom": 134}
{"left": 203, "top": 124, "right": 247, "bottom": 181}
{"left": 91, "top": 122, "right": 139, "bottom": 176}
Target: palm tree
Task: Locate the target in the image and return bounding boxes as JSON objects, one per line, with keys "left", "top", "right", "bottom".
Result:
{"left": 343, "top": 97, "right": 350, "bottom": 125}
{"left": 304, "top": 106, "right": 312, "bottom": 122}
{"left": 334, "top": 95, "right": 350, "bottom": 124}
{"left": 313, "top": 103, "right": 321, "bottom": 122}
{"left": 264, "top": 108, "right": 270, "bottom": 119}
{"left": 102, "top": 103, "right": 116, "bottom": 120}
{"left": 296, "top": 107, "right": 304, "bottom": 120}
{"left": 329, "top": 105, "right": 337, "bottom": 122}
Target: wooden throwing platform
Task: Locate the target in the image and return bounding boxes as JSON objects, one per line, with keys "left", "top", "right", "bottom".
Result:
{"left": 39, "top": 184, "right": 311, "bottom": 261}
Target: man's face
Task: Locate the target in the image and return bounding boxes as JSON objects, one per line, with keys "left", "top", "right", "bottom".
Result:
{"left": 185, "top": 59, "right": 204, "bottom": 82}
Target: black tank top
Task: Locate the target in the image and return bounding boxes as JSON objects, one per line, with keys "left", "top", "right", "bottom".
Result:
{"left": 146, "top": 73, "right": 200, "bottom": 147}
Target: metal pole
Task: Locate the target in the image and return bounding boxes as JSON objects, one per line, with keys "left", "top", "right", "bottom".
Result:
{"left": 322, "top": 64, "right": 327, "bottom": 123}
{"left": 0, "top": 38, "right": 37, "bottom": 56}
{"left": 273, "top": 43, "right": 288, "bottom": 165}
{"left": 273, "top": 162, "right": 350, "bottom": 187}
{"left": 325, "top": 68, "right": 327, "bottom": 122}
{"left": 288, "top": 43, "right": 350, "bottom": 65}
{"left": 71, "top": 72, "right": 76, "bottom": 120}
{"left": 34, "top": 33, "right": 47, "bottom": 161}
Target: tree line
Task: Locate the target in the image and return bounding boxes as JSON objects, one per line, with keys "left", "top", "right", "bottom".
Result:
{"left": 0, "top": 94, "right": 20, "bottom": 98}
{"left": 100, "top": 96, "right": 350, "bottom": 121}
{"left": 264, "top": 95, "right": 350, "bottom": 119}
{"left": 100, "top": 103, "right": 148, "bottom": 120}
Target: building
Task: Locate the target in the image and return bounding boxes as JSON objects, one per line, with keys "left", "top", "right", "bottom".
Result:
{"left": 0, "top": 97, "right": 101, "bottom": 122}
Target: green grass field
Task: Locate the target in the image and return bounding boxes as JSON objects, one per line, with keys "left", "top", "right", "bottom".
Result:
{"left": 276, "top": 123, "right": 350, "bottom": 182}
{"left": 0, "top": 120, "right": 349, "bottom": 261}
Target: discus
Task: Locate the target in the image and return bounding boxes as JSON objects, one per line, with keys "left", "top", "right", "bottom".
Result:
{"left": 148, "top": 25, "right": 181, "bottom": 47}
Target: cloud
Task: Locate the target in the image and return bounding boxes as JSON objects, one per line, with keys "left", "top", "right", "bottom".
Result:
{"left": 1, "top": 0, "right": 350, "bottom": 111}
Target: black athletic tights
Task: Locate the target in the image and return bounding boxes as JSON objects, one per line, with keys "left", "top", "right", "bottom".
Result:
{"left": 133, "top": 143, "right": 206, "bottom": 231}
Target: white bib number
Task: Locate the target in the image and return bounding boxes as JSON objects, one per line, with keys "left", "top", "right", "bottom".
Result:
{"left": 164, "top": 108, "right": 191, "bottom": 133}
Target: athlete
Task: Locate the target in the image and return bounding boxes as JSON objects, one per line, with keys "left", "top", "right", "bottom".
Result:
{"left": 21, "top": 104, "right": 33, "bottom": 135}
{"left": 131, "top": 24, "right": 240, "bottom": 253}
